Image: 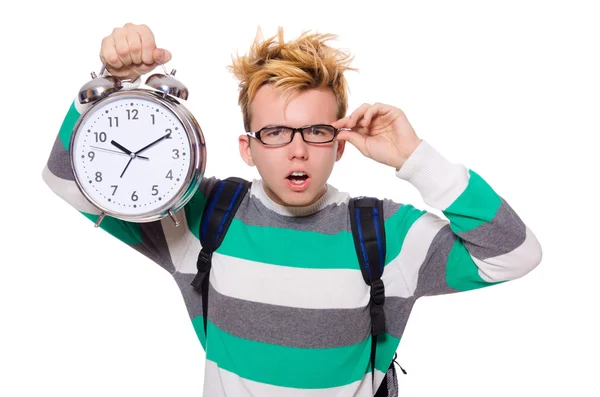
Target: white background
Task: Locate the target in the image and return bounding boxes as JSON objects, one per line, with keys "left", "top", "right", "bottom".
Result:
{"left": 2, "top": 0, "right": 598, "bottom": 396}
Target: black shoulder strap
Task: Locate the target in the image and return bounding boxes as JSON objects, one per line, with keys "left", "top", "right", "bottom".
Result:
{"left": 190, "top": 177, "right": 251, "bottom": 336}
{"left": 349, "top": 196, "right": 387, "bottom": 388}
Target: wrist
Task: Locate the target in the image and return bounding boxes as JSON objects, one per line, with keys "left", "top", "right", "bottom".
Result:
{"left": 394, "top": 138, "right": 423, "bottom": 171}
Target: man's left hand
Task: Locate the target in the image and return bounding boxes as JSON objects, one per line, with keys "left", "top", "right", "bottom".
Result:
{"left": 332, "top": 103, "right": 422, "bottom": 170}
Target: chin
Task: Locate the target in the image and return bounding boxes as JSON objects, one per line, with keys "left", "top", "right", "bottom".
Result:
{"left": 272, "top": 188, "right": 321, "bottom": 207}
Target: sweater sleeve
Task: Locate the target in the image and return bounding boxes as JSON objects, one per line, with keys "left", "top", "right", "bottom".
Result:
{"left": 41, "top": 87, "right": 217, "bottom": 275}
{"left": 383, "top": 140, "right": 542, "bottom": 298}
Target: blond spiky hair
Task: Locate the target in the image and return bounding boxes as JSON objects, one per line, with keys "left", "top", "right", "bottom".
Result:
{"left": 228, "top": 27, "right": 357, "bottom": 132}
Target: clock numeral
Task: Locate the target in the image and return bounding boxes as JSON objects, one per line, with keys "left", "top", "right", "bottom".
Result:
{"left": 166, "top": 170, "right": 173, "bottom": 180}
{"left": 151, "top": 114, "right": 155, "bottom": 125}
{"left": 152, "top": 185, "right": 159, "bottom": 196}
{"left": 131, "top": 191, "right": 138, "bottom": 201}
{"left": 88, "top": 151, "right": 95, "bottom": 161}
{"left": 127, "top": 109, "right": 139, "bottom": 120}
{"left": 165, "top": 128, "right": 172, "bottom": 139}
{"left": 108, "top": 116, "right": 119, "bottom": 127}
{"left": 94, "top": 132, "right": 107, "bottom": 142}
{"left": 95, "top": 172, "right": 103, "bottom": 182}
{"left": 111, "top": 185, "right": 118, "bottom": 196}
{"left": 172, "top": 149, "right": 180, "bottom": 159}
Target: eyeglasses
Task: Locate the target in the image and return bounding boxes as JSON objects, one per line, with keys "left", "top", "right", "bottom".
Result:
{"left": 246, "top": 125, "right": 351, "bottom": 146}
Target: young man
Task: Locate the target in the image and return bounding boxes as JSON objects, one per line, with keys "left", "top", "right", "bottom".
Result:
{"left": 42, "top": 23, "right": 542, "bottom": 396}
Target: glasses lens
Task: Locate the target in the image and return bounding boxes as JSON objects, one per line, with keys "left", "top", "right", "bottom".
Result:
{"left": 303, "top": 125, "right": 335, "bottom": 143}
{"left": 260, "top": 127, "right": 292, "bottom": 145}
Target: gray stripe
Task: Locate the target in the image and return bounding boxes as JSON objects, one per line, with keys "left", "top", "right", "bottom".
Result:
{"left": 237, "top": 194, "right": 351, "bottom": 234}
{"left": 207, "top": 282, "right": 372, "bottom": 348}
{"left": 174, "top": 274, "right": 417, "bottom": 344}
{"left": 173, "top": 272, "right": 203, "bottom": 319}
{"left": 235, "top": 194, "right": 402, "bottom": 235}
{"left": 459, "top": 198, "right": 526, "bottom": 260}
{"left": 47, "top": 135, "right": 75, "bottom": 181}
{"left": 382, "top": 199, "right": 402, "bottom": 222}
{"left": 132, "top": 221, "right": 175, "bottom": 274}
{"left": 384, "top": 296, "right": 417, "bottom": 339}
{"left": 415, "top": 225, "right": 460, "bottom": 297}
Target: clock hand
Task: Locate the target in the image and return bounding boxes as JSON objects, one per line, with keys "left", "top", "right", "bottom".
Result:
{"left": 120, "top": 157, "right": 133, "bottom": 178}
{"left": 117, "top": 132, "right": 171, "bottom": 178}
{"left": 90, "top": 145, "right": 149, "bottom": 160}
{"left": 134, "top": 132, "right": 172, "bottom": 155}
{"left": 110, "top": 140, "right": 134, "bottom": 155}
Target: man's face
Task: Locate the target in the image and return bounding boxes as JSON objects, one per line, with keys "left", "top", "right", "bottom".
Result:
{"left": 239, "top": 84, "right": 346, "bottom": 207}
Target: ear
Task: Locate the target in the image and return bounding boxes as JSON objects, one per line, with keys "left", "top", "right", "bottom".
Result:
{"left": 239, "top": 135, "right": 255, "bottom": 166}
{"left": 335, "top": 140, "right": 346, "bottom": 162}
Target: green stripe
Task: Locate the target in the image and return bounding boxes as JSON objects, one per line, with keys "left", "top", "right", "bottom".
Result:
{"left": 191, "top": 316, "right": 207, "bottom": 351}
{"left": 443, "top": 170, "right": 502, "bottom": 232}
{"left": 81, "top": 212, "right": 142, "bottom": 245}
{"left": 384, "top": 204, "right": 426, "bottom": 267}
{"left": 201, "top": 319, "right": 400, "bottom": 388}
{"left": 373, "top": 332, "right": 402, "bottom": 373}
{"left": 446, "top": 238, "right": 503, "bottom": 291}
{"left": 59, "top": 101, "right": 80, "bottom": 150}
{"left": 218, "top": 219, "right": 359, "bottom": 269}
{"left": 216, "top": 205, "right": 420, "bottom": 270}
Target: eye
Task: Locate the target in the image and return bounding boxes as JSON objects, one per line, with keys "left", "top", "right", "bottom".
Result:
{"left": 262, "top": 127, "right": 286, "bottom": 137}
{"left": 308, "top": 126, "right": 333, "bottom": 136}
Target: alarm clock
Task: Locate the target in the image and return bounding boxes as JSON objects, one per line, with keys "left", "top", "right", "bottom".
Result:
{"left": 70, "top": 64, "right": 206, "bottom": 227}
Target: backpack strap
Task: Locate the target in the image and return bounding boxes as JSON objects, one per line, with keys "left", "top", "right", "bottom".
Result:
{"left": 190, "top": 177, "right": 251, "bottom": 337}
{"left": 349, "top": 197, "right": 387, "bottom": 387}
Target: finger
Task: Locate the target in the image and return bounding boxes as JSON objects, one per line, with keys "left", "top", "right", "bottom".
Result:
{"left": 331, "top": 116, "right": 351, "bottom": 129}
{"left": 361, "top": 103, "right": 388, "bottom": 128}
{"left": 153, "top": 48, "right": 172, "bottom": 64}
{"left": 336, "top": 129, "right": 367, "bottom": 156}
{"left": 100, "top": 36, "right": 123, "bottom": 69}
{"left": 112, "top": 28, "right": 133, "bottom": 67}
{"left": 138, "top": 24, "right": 157, "bottom": 64}
{"left": 347, "top": 103, "right": 372, "bottom": 128}
{"left": 126, "top": 27, "right": 143, "bottom": 65}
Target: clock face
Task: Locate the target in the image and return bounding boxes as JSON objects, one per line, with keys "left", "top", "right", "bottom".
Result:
{"left": 72, "top": 95, "right": 192, "bottom": 217}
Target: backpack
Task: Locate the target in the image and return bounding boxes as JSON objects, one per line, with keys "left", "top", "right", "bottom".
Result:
{"left": 190, "top": 177, "right": 405, "bottom": 396}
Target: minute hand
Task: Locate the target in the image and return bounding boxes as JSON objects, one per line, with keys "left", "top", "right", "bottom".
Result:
{"left": 135, "top": 132, "right": 172, "bottom": 155}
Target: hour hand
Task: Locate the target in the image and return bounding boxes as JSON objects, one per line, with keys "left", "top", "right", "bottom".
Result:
{"left": 111, "top": 140, "right": 133, "bottom": 155}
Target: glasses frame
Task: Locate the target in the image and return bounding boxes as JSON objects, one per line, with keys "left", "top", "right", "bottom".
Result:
{"left": 246, "top": 124, "right": 352, "bottom": 146}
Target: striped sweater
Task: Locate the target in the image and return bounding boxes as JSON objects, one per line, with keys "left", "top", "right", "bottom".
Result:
{"left": 43, "top": 97, "right": 542, "bottom": 397}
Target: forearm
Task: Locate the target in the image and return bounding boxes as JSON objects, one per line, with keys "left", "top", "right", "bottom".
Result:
{"left": 396, "top": 140, "right": 542, "bottom": 283}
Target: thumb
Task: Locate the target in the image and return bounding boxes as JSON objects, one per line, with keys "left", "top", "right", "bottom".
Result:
{"left": 337, "top": 130, "right": 367, "bottom": 156}
{"left": 153, "top": 48, "right": 172, "bottom": 64}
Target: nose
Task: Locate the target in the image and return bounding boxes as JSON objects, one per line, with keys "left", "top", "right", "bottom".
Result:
{"left": 287, "top": 130, "right": 308, "bottom": 160}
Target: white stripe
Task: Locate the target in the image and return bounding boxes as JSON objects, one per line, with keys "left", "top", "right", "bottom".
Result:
{"left": 73, "top": 97, "right": 91, "bottom": 114}
{"left": 203, "top": 359, "right": 388, "bottom": 397}
{"left": 382, "top": 212, "right": 448, "bottom": 298}
{"left": 204, "top": 253, "right": 370, "bottom": 309}
{"left": 159, "top": 207, "right": 197, "bottom": 274}
{"left": 472, "top": 226, "right": 542, "bottom": 282}
{"left": 42, "top": 165, "right": 101, "bottom": 215}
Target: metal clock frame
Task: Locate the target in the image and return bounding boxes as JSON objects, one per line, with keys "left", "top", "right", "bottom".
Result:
{"left": 70, "top": 89, "right": 206, "bottom": 227}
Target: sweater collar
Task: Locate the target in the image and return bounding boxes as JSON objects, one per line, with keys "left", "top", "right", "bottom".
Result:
{"left": 250, "top": 179, "right": 342, "bottom": 217}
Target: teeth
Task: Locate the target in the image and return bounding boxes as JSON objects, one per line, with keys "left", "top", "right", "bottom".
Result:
{"left": 290, "top": 171, "right": 306, "bottom": 176}
{"left": 290, "top": 179, "right": 305, "bottom": 185}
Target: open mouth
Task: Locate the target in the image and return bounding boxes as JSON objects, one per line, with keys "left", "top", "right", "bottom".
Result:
{"left": 286, "top": 171, "right": 310, "bottom": 186}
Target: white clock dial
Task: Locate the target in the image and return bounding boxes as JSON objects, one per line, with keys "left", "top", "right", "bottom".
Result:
{"left": 72, "top": 95, "right": 192, "bottom": 216}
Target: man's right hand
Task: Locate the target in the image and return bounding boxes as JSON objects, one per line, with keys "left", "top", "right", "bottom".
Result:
{"left": 100, "top": 23, "right": 172, "bottom": 81}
